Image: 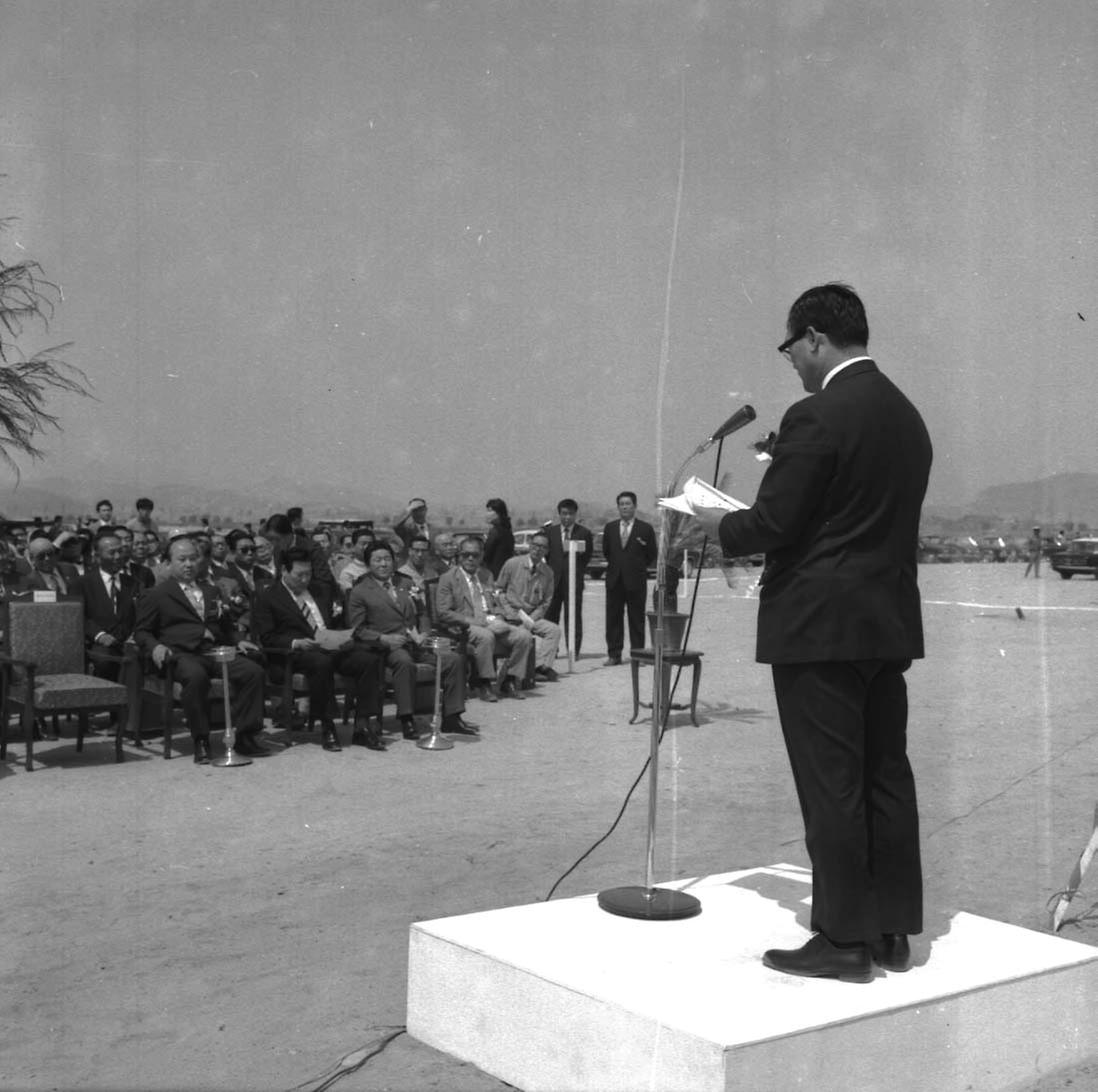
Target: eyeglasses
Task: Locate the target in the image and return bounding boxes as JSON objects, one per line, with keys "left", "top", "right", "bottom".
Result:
{"left": 778, "top": 329, "right": 807, "bottom": 358}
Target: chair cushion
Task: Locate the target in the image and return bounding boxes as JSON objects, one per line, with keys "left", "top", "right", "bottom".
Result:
{"left": 24, "top": 673, "right": 129, "bottom": 710}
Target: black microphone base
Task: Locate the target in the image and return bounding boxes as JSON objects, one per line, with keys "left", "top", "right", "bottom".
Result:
{"left": 597, "top": 885, "right": 702, "bottom": 920}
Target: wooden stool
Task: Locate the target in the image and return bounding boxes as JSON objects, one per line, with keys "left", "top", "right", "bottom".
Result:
{"left": 629, "top": 648, "right": 704, "bottom": 727}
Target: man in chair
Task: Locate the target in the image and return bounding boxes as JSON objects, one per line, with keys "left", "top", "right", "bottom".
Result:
{"left": 253, "top": 547, "right": 386, "bottom": 753}
{"left": 435, "top": 535, "right": 533, "bottom": 701}
{"left": 73, "top": 533, "right": 138, "bottom": 682}
{"left": 496, "top": 530, "right": 561, "bottom": 683}
{"left": 134, "top": 537, "right": 270, "bottom": 765}
{"left": 346, "top": 542, "right": 475, "bottom": 740}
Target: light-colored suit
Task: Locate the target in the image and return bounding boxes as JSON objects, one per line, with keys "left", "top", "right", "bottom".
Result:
{"left": 495, "top": 555, "right": 559, "bottom": 670}
{"left": 435, "top": 564, "right": 533, "bottom": 682}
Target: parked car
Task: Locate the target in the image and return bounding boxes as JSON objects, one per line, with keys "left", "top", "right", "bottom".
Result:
{"left": 512, "top": 528, "right": 543, "bottom": 555}
{"left": 1050, "top": 537, "right": 1098, "bottom": 580}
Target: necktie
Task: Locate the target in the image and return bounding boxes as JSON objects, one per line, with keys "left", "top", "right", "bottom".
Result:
{"left": 621, "top": 522, "right": 632, "bottom": 547}
{"left": 383, "top": 580, "right": 397, "bottom": 602}
{"left": 108, "top": 575, "right": 118, "bottom": 610}
{"left": 470, "top": 576, "right": 489, "bottom": 623}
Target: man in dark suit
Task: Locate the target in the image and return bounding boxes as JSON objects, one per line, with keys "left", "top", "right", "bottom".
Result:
{"left": 543, "top": 498, "right": 594, "bottom": 659}
{"left": 134, "top": 537, "right": 269, "bottom": 765}
{"left": 252, "top": 546, "right": 386, "bottom": 753}
{"left": 346, "top": 542, "right": 474, "bottom": 739}
{"left": 113, "top": 525, "right": 155, "bottom": 595}
{"left": 695, "top": 283, "right": 931, "bottom": 983}
{"left": 72, "top": 532, "right": 138, "bottom": 681}
{"left": 602, "top": 491, "right": 658, "bottom": 665}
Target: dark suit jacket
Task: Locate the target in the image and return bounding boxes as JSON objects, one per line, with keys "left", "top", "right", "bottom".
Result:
{"left": 134, "top": 577, "right": 238, "bottom": 655}
{"left": 719, "top": 359, "right": 932, "bottom": 664}
{"left": 542, "top": 522, "right": 594, "bottom": 585}
{"left": 252, "top": 580, "right": 335, "bottom": 649}
{"left": 126, "top": 561, "right": 156, "bottom": 593}
{"left": 602, "top": 518, "right": 657, "bottom": 592}
{"left": 345, "top": 575, "right": 418, "bottom": 640}
{"left": 16, "top": 569, "right": 78, "bottom": 598}
{"left": 72, "top": 565, "right": 138, "bottom": 645}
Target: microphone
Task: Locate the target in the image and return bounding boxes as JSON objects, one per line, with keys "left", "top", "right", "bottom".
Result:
{"left": 696, "top": 404, "right": 756, "bottom": 453}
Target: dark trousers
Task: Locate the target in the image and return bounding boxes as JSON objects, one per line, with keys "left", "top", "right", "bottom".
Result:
{"left": 605, "top": 580, "right": 647, "bottom": 658}
{"left": 386, "top": 645, "right": 463, "bottom": 717}
{"left": 275, "top": 645, "right": 383, "bottom": 724}
{"left": 771, "top": 659, "right": 922, "bottom": 944}
{"left": 546, "top": 576, "right": 584, "bottom": 654}
{"left": 172, "top": 651, "right": 266, "bottom": 740}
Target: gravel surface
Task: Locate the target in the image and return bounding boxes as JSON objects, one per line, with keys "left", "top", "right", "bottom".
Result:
{"left": 3, "top": 565, "right": 1097, "bottom": 1091}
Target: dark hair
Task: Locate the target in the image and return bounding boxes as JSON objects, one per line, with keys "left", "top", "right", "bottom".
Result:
{"left": 486, "top": 498, "right": 512, "bottom": 529}
{"left": 96, "top": 499, "right": 113, "bottom": 510}
{"left": 616, "top": 491, "right": 638, "bottom": 506}
{"left": 531, "top": 531, "right": 550, "bottom": 546}
{"left": 364, "top": 542, "right": 395, "bottom": 565}
{"left": 266, "top": 513, "right": 293, "bottom": 536}
{"left": 136, "top": 497, "right": 154, "bottom": 510}
{"left": 459, "top": 535, "right": 485, "bottom": 553}
{"left": 95, "top": 533, "right": 121, "bottom": 552}
{"left": 352, "top": 528, "right": 375, "bottom": 546}
{"left": 408, "top": 534, "right": 430, "bottom": 548}
{"left": 557, "top": 498, "right": 578, "bottom": 513}
{"left": 226, "top": 529, "right": 253, "bottom": 550}
{"left": 287, "top": 507, "right": 303, "bottom": 522}
{"left": 786, "top": 282, "right": 868, "bottom": 349}
{"left": 110, "top": 524, "right": 132, "bottom": 538}
{"left": 279, "top": 545, "right": 313, "bottom": 572}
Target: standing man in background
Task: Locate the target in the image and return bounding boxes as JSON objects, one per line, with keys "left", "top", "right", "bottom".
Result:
{"left": 1023, "top": 526, "right": 1042, "bottom": 578}
{"left": 602, "top": 491, "right": 657, "bottom": 666}
{"left": 543, "top": 498, "right": 594, "bottom": 658}
{"left": 694, "top": 283, "right": 931, "bottom": 983}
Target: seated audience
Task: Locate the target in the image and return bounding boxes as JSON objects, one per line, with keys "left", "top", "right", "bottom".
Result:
{"left": 55, "top": 530, "right": 88, "bottom": 579}
{"left": 264, "top": 514, "right": 337, "bottom": 619}
{"left": 134, "top": 537, "right": 270, "bottom": 765}
{"left": 435, "top": 535, "right": 532, "bottom": 701}
{"left": 394, "top": 497, "right": 430, "bottom": 557}
{"left": 396, "top": 534, "right": 437, "bottom": 627}
{"left": 113, "top": 524, "right": 155, "bottom": 593}
{"left": 346, "top": 542, "right": 475, "bottom": 739}
{"left": 433, "top": 532, "right": 458, "bottom": 572}
{"left": 252, "top": 546, "right": 386, "bottom": 753}
{"left": 126, "top": 497, "right": 159, "bottom": 535}
{"left": 337, "top": 529, "right": 375, "bottom": 594}
{"left": 18, "top": 536, "right": 74, "bottom": 596}
{"left": 495, "top": 530, "right": 561, "bottom": 683}
{"left": 72, "top": 532, "right": 138, "bottom": 680}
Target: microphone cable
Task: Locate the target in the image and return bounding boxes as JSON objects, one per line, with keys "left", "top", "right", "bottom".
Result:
{"left": 543, "top": 437, "right": 725, "bottom": 901}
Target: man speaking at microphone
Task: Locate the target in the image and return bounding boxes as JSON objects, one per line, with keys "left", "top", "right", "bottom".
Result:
{"left": 694, "top": 283, "right": 931, "bottom": 983}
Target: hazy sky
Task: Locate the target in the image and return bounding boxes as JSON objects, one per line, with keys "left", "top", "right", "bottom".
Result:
{"left": 1, "top": 0, "right": 1095, "bottom": 511}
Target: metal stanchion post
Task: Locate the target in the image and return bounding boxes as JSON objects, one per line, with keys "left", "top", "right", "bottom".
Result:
{"left": 417, "top": 635, "right": 453, "bottom": 751}
{"left": 211, "top": 646, "right": 251, "bottom": 768}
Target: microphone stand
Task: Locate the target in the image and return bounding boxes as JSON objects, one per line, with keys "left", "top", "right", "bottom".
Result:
{"left": 597, "top": 437, "right": 721, "bottom": 921}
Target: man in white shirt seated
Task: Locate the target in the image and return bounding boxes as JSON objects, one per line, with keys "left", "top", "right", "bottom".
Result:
{"left": 495, "top": 530, "right": 561, "bottom": 683}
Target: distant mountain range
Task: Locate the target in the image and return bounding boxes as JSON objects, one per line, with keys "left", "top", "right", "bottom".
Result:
{"left": 924, "top": 472, "right": 1098, "bottom": 525}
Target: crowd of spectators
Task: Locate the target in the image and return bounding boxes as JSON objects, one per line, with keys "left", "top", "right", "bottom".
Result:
{"left": 0, "top": 493, "right": 595, "bottom": 766}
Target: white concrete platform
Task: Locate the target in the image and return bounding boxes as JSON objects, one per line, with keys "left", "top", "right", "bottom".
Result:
{"left": 407, "top": 864, "right": 1098, "bottom": 1092}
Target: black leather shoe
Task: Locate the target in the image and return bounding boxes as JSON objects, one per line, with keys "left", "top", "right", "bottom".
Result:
{"left": 400, "top": 717, "right": 421, "bottom": 740}
{"left": 870, "top": 933, "right": 912, "bottom": 972}
{"left": 321, "top": 725, "right": 342, "bottom": 752}
{"left": 443, "top": 714, "right": 479, "bottom": 735}
{"left": 500, "top": 679, "right": 525, "bottom": 700}
{"left": 193, "top": 737, "right": 211, "bottom": 765}
{"left": 537, "top": 666, "right": 560, "bottom": 682}
{"left": 351, "top": 720, "right": 387, "bottom": 751}
{"left": 477, "top": 684, "right": 498, "bottom": 703}
{"left": 236, "top": 733, "right": 275, "bottom": 757}
{"left": 762, "top": 934, "right": 873, "bottom": 983}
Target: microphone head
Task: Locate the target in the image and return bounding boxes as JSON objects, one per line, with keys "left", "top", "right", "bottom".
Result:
{"left": 710, "top": 404, "right": 756, "bottom": 443}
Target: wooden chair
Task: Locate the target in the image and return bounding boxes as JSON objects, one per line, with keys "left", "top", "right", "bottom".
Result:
{"left": 0, "top": 600, "right": 139, "bottom": 771}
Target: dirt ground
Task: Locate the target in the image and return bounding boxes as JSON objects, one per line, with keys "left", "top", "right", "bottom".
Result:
{"left": 3, "top": 565, "right": 1098, "bottom": 1092}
